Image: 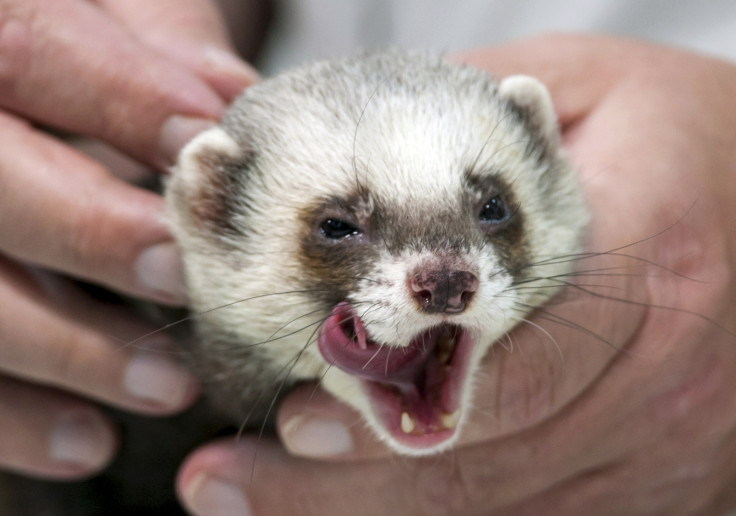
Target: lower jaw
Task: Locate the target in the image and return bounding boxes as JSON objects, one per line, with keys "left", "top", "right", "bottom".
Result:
{"left": 364, "top": 380, "right": 460, "bottom": 451}
{"left": 361, "top": 328, "right": 475, "bottom": 453}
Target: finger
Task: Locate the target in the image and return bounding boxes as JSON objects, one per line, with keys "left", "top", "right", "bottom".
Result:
{"left": 0, "top": 114, "right": 182, "bottom": 302}
{"left": 509, "top": 357, "right": 736, "bottom": 516}
{"left": 181, "top": 335, "right": 726, "bottom": 515}
{"left": 0, "top": 0, "right": 227, "bottom": 168}
{"left": 71, "top": 137, "right": 154, "bottom": 185}
{"left": 0, "top": 258, "right": 199, "bottom": 415}
{"left": 178, "top": 438, "right": 410, "bottom": 516}
{"left": 449, "top": 34, "right": 652, "bottom": 126}
{"left": 176, "top": 431, "right": 612, "bottom": 516}
{"left": 0, "top": 376, "right": 117, "bottom": 480}
{"left": 97, "top": 0, "right": 259, "bottom": 102}
{"left": 277, "top": 384, "right": 389, "bottom": 460}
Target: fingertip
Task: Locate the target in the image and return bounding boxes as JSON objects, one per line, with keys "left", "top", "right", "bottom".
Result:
{"left": 180, "top": 472, "right": 254, "bottom": 516}
{"left": 98, "top": 0, "right": 259, "bottom": 104}
{"left": 177, "top": 439, "right": 259, "bottom": 516}
{"left": 277, "top": 384, "right": 388, "bottom": 460}
{"left": 200, "top": 45, "right": 259, "bottom": 101}
{"left": 0, "top": 377, "right": 120, "bottom": 481}
{"left": 280, "top": 414, "right": 355, "bottom": 458}
{"left": 157, "top": 116, "right": 217, "bottom": 170}
{"left": 133, "top": 240, "right": 188, "bottom": 306}
{"left": 202, "top": 45, "right": 259, "bottom": 84}
{"left": 157, "top": 42, "right": 259, "bottom": 102}
{"left": 121, "top": 343, "right": 201, "bottom": 414}
{"left": 48, "top": 409, "right": 119, "bottom": 478}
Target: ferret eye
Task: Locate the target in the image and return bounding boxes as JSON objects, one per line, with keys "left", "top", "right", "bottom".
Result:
{"left": 479, "top": 195, "right": 509, "bottom": 223}
{"left": 320, "top": 218, "right": 361, "bottom": 239}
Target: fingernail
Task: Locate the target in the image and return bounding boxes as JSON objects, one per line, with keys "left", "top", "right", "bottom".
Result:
{"left": 185, "top": 473, "right": 252, "bottom": 516}
{"left": 158, "top": 115, "right": 216, "bottom": 167}
{"left": 49, "top": 412, "right": 114, "bottom": 468}
{"left": 124, "top": 348, "right": 196, "bottom": 409}
{"left": 134, "top": 241, "right": 187, "bottom": 305}
{"left": 203, "top": 46, "right": 259, "bottom": 85}
{"left": 282, "top": 415, "right": 354, "bottom": 457}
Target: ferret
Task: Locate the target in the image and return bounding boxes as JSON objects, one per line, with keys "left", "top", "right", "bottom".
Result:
{"left": 165, "top": 50, "right": 587, "bottom": 456}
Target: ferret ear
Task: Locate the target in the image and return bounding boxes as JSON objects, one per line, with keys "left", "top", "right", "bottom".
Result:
{"left": 167, "top": 126, "right": 252, "bottom": 238}
{"left": 172, "top": 126, "right": 243, "bottom": 187}
{"left": 498, "top": 75, "right": 560, "bottom": 150}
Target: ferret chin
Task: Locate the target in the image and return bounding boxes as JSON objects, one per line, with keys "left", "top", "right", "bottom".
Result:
{"left": 165, "top": 50, "right": 587, "bottom": 455}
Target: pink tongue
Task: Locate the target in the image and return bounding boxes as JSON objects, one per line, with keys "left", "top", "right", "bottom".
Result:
{"left": 317, "top": 303, "right": 436, "bottom": 386}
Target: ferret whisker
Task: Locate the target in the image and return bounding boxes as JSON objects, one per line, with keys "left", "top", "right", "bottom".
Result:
{"left": 531, "top": 214, "right": 690, "bottom": 265}
{"left": 240, "top": 317, "right": 329, "bottom": 350}
{"left": 246, "top": 332, "right": 322, "bottom": 484}
{"left": 118, "top": 289, "right": 336, "bottom": 352}
{"left": 527, "top": 205, "right": 703, "bottom": 284}
{"left": 495, "top": 331, "right": 512, "bottom": 352}
{"left": 265, "top": 308, "right": 327, "bottom": 341}
{"left": 308, "top": 303, "right": 383, "bottom": 396}
{"left": 244, "top": 308, "right": 349, "bottom": 479}
{"left": 568, "top": 271, "right": 674, "bottom": 279}
{"left": 237, "top": 329, "right": 316, "bottom": 442}
{"left": 518, "top": 317, "right": 564, "bottom": 362}
{"left": 512, "top": 265, "right": 648, "bottom": 285}
{"left": 362, "top": 344, "right": 385, "bottom": 371}
{"left": 351, "top": 70, "right": 396, "bottom": 179}
{"left": 468, "top": 109, "right": 515, "bottom": 173}
{"left": 509, "top": 281, "right": 623, "bottom": 293}
{"left": 384, "top": 347, "right": 394, "bottom": 376}
{"left": 250, "top": 308, "right": 351, "bottom": 417}
{"left": 533, "top": 250, "right": 705, "bottom": 284}
{"left": 510, "top": 303, "right": 625, "bottom": 352}
{"left": 554, "top": 280, "right": 736, "bottom": 337}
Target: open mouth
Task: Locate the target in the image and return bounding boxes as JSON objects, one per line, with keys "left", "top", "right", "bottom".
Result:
{"left": 317, "top": 302, "right": 474, "bottom": 450}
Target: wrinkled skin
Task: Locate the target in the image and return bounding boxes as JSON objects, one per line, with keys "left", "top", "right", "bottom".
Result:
{"left": 0, "top": 0, "right": 258, "bottom": 480}
{"left": 177, "top": 35, "right": 736, "bottom": 516}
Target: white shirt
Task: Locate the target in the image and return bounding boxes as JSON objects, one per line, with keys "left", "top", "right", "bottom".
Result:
{"left": 260, "top": 0, "right": 736, "bottom": 72}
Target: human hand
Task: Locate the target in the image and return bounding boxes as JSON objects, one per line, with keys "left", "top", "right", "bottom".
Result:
{"left": 177, "top": 34, "right": 736, "bottom": 515}
{"left": 0, "top": 0, "right": 257, "bottom": 480}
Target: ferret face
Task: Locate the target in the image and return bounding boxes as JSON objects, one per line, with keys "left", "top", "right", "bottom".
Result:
{"left": 166, "top": 52, "right": 587, "bottom": 455}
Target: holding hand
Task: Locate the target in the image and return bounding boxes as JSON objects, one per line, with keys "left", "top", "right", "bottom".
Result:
{"left": 178, "top": 34, "right": 736, "bottom": 515}
{"left": 0, "top": 0, "right": 256, "bottom": 480}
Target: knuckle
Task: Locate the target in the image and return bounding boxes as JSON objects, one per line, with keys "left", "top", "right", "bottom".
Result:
{"left": 0, "top": 6, "right": 34, "bottom": 94}
{"left": 66, "top": 194, "right": 118, "bottom": 276}
{"left": 47, "top": 327, "right": 108, "bottom": 390}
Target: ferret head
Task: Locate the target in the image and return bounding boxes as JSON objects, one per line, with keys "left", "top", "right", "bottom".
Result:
{"left": 166, "top": 51, "right": 587, "bottom": 455}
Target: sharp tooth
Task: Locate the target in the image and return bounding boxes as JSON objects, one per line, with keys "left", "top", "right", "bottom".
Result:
{"left": 401, "top": 412, "right": 415, "bottom": 434}
{"left": 440, "top": 409, "right": 461, "bottom": 429}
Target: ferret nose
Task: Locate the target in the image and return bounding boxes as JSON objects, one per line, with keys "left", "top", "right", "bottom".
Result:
{"left": 409, "top": 269, "right": 478, "bottom": 314}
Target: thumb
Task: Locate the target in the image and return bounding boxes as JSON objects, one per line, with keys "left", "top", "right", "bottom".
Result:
{"left": 99, "top": 0, "right": 259, "bottom": 101}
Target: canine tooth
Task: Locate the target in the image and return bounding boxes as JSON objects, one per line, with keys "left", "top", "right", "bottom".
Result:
{"left": 401, "top": 412, "right": 415, "bottom": 434}
{"left": 440, "top": 409, "right": 461, "bottom": 429}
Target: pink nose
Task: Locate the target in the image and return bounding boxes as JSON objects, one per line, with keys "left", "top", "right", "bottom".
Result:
{"left": 409, "top": 269, "right": 478, "bottom": 313}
